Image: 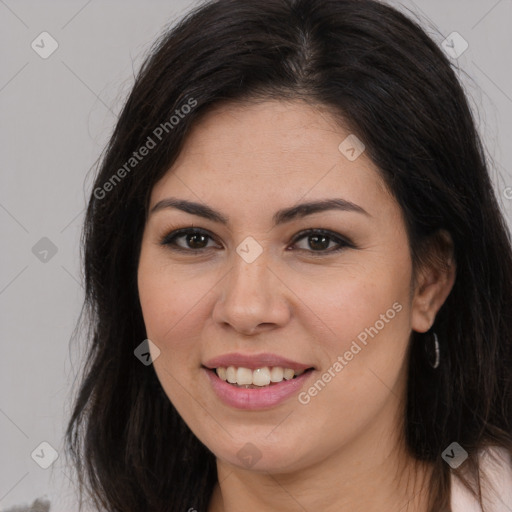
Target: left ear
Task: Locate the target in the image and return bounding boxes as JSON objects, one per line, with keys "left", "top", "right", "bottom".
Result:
{"left": 411, "top": 229, "right": 457, "bottom": 333}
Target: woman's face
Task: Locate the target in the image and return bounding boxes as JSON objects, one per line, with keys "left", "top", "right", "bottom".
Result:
{"left": 137, "top": 99, "right": 431, "bottom": 473}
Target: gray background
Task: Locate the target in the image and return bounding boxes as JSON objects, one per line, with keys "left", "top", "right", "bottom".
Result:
{"left": 1, "top": 0, "right": 511, "bottom": 510}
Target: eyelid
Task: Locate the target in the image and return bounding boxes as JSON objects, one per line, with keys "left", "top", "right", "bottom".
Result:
{"left": 289, "top": 228, "right": 354, "bottom": 254}
{"left": 159, "top": 227, "right": 221, "bottom": 250}
{"left": 159, "top": 226, "right": 354, "bottom": 254}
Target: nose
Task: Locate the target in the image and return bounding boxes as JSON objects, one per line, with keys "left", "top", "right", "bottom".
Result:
{"left": 211, "top": 250, "right": 292, "bottom": 336}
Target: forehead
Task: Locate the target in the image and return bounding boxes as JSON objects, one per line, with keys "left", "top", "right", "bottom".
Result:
{"left": 150, "top": 99, "right": 393, "bottom": 214}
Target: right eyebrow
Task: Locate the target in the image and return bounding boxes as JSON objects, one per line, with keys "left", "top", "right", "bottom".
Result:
{"left": 150, "top": 198, "right": 228, "bottom": 224}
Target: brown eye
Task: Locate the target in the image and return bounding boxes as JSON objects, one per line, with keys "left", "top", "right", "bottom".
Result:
{"left": 160, "top": 228, "right": 221, "bottom": 252}
{"left": 290, "top": 229, "right": 352, "bottom": 254}
{"left": 182, "top": 232, "right": 209, "bottom": 249}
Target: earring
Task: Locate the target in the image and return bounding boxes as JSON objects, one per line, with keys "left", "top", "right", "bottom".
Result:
{"left": 425, "top": 331, "right": 440, "bottom": 369}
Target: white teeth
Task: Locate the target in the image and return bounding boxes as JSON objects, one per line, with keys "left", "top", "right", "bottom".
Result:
{"left": 226, "top": 366, "right": 237, "bottom": 383}
{"left": 215, "top": 366, "right": 307, "bottom": 386}
{"left": 216, "top": 367, "right": 227, "bottom": 381}
{"left": 252, "top": 367, "right": 271, "bottom": 386}
{"left": 236, "top": 367, "right": 253, "bottom": 385}
{"left": 270, "top": 366, "right": 284, "bottom": 382}
{"left": 283, "top": 368, "right": 295, "bottom": 380}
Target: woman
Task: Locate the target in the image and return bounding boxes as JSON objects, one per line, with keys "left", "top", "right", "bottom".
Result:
{"left": 66, "top": 0, "right": 512, "bottom": 510}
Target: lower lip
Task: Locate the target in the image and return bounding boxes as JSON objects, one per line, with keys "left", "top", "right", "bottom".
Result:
{"left": 204, "top": 367, "right": 313, "bottom": 410}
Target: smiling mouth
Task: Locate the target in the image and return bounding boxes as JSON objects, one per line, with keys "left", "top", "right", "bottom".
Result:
{"left": 210, "top": 366, "right": 314, "bottom": 388}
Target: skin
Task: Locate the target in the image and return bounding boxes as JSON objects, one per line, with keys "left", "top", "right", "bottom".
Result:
{"left": 137, "top": 99, "right": 456, "bottom": 512}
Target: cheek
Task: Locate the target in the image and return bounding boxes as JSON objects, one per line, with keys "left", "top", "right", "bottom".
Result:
{"left": 288, "top": 260, "right": 412, "bottom": 358}
{"left": 138, "top": 250, "right": 199, "bottom": 339}
{"left": 137, "top": 249, "right": 222, "bottom": 378}
{"left": 305, "top": 269, "right": 413, "bottom": 412}
{"left": 294, "top": 276, "right": 412, "bottom": 440}
{"left": 137, "top": 255, "right": 207, "bottom": 412}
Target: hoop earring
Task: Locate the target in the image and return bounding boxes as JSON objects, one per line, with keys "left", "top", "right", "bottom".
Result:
{"left": 425, "top": 331, "right": 440, "bottom": 369}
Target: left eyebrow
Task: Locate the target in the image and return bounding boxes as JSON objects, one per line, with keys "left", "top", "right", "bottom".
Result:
{"left": 149, "top": 197, "right": 370, "bottom": 226}
{"left": 273, "top": 198, "right": 370, "bottom": 225}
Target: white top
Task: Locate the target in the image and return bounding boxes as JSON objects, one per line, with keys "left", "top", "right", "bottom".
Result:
{"left": 451, "top": 446, "right": 512, "bottom": 511}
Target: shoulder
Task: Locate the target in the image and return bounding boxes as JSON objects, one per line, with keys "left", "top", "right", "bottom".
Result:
{"left": 451, "top": 445, "right": 512, "bottom": 512}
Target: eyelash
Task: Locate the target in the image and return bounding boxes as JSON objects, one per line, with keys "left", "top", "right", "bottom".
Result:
{"left": 159, "top": 227, "right": 354, "bottom": 256}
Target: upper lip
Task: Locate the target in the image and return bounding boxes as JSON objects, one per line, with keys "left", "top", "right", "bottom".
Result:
{"left": 203, "top": 352, "right": 314, "bottom": 371}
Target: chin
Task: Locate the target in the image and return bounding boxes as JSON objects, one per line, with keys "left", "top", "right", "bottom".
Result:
{"left": 211, "top": 436, "right": 313, "bottom": 474}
